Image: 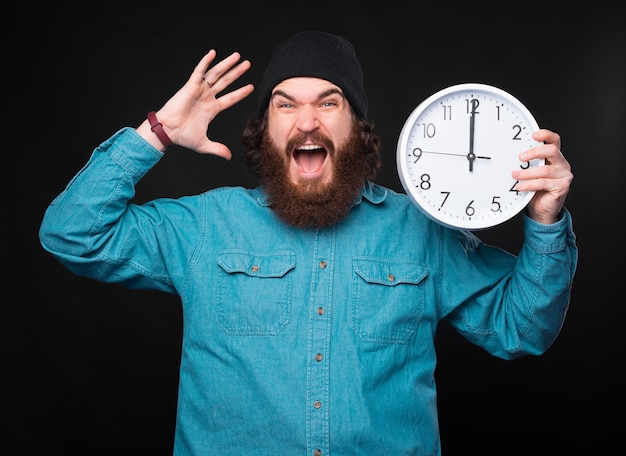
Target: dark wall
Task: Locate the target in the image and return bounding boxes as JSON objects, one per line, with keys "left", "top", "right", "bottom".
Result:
{"left": 6, "top": 2, "right": 624, "bottom": 454}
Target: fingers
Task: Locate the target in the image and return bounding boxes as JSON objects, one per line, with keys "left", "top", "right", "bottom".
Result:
{"left": 217, "top": 83, "right": 255, "bottom": 111}
{"left": 532, "top": 128, "right": 561, "bottom": 149}
{"left": 154, "top": 49, "right": 254, "bottom": 158}
{"left": 512, "top": 129, "right": 573, "bottom": 193}
{"left": 192, "top": 49, "right": 217, "bottom": 83}
{"left": 519, "top": 129, "right": 569, "bottom": 172}
{"left": 194, "top": 50, "right": 254, "bottom": 109}
{"left": 512, "top": 129, "right": 573, "bottom": 224}
{"left": 194, "top": 51, "right": 255, "bottom": 157}
{"left": 200, "top": 51, "right": 252, "bottom": 91}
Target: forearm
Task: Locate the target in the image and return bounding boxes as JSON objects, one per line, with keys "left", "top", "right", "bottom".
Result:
{"left": 442, "top": 210, "right": 578, "bottom": 359}
{"left": 513, "top": 209, "right": 578, "bottom": 348}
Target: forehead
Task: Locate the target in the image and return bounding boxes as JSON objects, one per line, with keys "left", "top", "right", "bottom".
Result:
{"left": 272, "top": 77, "right": 344, "bottom": 100}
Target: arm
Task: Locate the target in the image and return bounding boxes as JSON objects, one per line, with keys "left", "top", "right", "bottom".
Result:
{"left": 440, "top": 127, "right": 577, "bottom": 358}
{"left": 39, "top": 51, "right": 254, "bottom": 289}
{"left": 441, "top": 212, "right": 578, "bottom": 359}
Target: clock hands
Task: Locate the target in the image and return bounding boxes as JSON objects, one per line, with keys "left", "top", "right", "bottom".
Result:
{"left": 410, "top": 98, "right": 490, "bottom": 168}
{"left": 467, "top": 98, "right": 479, "bottom": 172}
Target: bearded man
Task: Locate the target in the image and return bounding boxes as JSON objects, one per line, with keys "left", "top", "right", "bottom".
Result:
{"left": 40, "top": 30, "right": 577, "bottom": 455}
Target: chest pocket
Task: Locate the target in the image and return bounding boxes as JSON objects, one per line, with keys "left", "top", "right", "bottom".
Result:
{"left": 352, "top": 258, "right": 428, "bottom": 344}
{"left": 215, "top": 250, "right": 296, "bottom": 336}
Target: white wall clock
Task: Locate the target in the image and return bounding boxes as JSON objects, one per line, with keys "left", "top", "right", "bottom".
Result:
{"left": 396, "top": 83, "right": 544, "bottom": 230}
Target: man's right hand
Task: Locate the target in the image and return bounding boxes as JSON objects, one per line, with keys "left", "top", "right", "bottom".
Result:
{"left": 136, "top": 49, "right": 254, "bottom": 159}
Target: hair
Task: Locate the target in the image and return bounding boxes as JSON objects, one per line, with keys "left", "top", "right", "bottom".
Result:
{"left": 241, "top": 112, "right": 383, "bottom": 182}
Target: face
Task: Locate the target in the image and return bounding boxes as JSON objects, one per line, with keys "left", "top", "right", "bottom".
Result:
{"left": 266, "top": 77, "right": 355, "bottom": 188}
{"left": 258, "top": 77, "right": 370, "bottom": 229}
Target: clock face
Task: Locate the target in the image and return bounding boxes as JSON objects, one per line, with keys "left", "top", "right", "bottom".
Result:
{"left": 396, "top": 83, "right": 544, "bottom": 230}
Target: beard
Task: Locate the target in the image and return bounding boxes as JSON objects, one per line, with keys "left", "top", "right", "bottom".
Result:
{"left": 258, "top": 125, "right": 370, "bottom": 229}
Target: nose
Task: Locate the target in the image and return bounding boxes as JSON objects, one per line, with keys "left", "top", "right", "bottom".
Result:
{"left": 295, "top": 104, "right": 319, "bottom": 133}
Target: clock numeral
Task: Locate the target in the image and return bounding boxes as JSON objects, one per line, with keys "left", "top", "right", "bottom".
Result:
{"left": 420, "top": 122, "right": 436, "bottom": 138}
{"left": 411, "top": 148, "right": 423, "bottom": 163}
{"left": 442, "top": 105, "right": 452, "bottom": 120}
{"left": 491, "top": 196, "right": 501, "bottom": 212}
{"left": 466, "top": 98, "right": 479, "bottom": 114}
{"left": 465, "top": 200, "right": 475, "bottom": 217}
{"left": 439, "top": 191, "right": 450, "bottom": 208}
{"left": 510, "top": 181, "right": 520, "bottom": 195}
{"left": 512, "top": 124, "right": 523, "bottom": 140}
{"left": 417, "top": 173, "right": 431, "bottom": 190}
{"left": 520, "top": 160, "right": 530, "bottom": 169}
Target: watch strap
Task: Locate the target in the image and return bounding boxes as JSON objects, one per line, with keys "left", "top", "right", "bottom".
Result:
{"left": 147, "top": 111, "right": 173, "bottom": 148}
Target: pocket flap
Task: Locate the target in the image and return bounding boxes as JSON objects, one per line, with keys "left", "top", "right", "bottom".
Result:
{"left": 353, "top": 258, "right": 427, "bottom": 286}
{"left": 217, "top": 250, "right": 296, "bottom": 278}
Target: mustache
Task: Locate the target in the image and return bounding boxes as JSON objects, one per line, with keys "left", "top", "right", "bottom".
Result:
{"left": 286, "top": 132, "right": 335, "bottom": 155}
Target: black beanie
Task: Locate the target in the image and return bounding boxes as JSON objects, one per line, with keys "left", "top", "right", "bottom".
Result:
{"left": 256, "top": 30, "right": 368, "bottom": 119}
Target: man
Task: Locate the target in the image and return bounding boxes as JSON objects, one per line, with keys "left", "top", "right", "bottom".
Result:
{"left": 39, "top": 30, "right": 577, "bottom": 455}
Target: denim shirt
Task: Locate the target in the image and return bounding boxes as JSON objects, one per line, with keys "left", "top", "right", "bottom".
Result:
{"left": 40, "top": 128, "right": 577, "bottom": 455}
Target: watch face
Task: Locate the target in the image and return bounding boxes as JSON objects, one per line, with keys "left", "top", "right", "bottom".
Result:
{"left": 396, "top": 83, "right": 544, "bottom": 230}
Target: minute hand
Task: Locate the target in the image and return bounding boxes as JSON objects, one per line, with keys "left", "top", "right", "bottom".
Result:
{"left": 419, "top": 150, "right": 491, "bottom": 159}
{"left": 467, "top": 99, "right": 478, "bottom": 172}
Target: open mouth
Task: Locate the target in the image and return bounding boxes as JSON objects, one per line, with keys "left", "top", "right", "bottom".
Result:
{"left": 293, "top": 144, "right": 328, "bottom": 176}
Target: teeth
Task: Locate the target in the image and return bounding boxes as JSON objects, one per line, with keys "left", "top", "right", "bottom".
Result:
{"left": 297, "top": 144, "right": 322, "bottom": 151}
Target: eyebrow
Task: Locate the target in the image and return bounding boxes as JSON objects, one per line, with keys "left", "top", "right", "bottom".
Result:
{"left": 271, "top": 87, "right": 345, "bottom": 103}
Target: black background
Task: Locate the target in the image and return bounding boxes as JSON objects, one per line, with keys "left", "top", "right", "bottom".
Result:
{"left": 6, "top": 2, "right": 625, "bottom": 454}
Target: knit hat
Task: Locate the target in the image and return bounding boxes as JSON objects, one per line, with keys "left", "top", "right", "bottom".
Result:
{"left": 256, "top": 30, "right": 368, "bottom": 119}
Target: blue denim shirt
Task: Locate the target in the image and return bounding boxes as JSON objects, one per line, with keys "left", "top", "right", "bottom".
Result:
{"left": 40, "top": 128, "right": 577, "bottom": 455}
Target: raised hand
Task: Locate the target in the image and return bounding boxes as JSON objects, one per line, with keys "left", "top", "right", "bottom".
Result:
{"left": 136, "top": 50, "right": 254, "bottom": 159}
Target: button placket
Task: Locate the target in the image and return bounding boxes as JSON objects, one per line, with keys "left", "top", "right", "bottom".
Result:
{"left": 306, "top": 231, "right": 334, "bottom": 456}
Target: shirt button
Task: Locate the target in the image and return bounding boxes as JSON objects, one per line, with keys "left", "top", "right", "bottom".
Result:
{"left": 313, "top": 400, "right": 322, "bottom": 409}
{"left": 315, "top": 353, "right": 323, "bottom": 362}
{"left": 317, "top": 307, "right": 325, "bottom": 316}
{"left": 314, "top": 450, "right": 322, "bottom": 456}
{"left": 319, "top": 260, "right": 327, "bottom": 269}
{"left": 251, "top": 265, "right": 259, "bottom": 273}
{"left": 387, "top": 273, "right": 395, "bottom": 282}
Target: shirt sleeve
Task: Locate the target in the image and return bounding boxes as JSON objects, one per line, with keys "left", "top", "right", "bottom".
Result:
{"left": 38, "top": 127, "right": 183, "bottom": 293}
{"left": 440, "top": 209, "right": 578, "bottom": 359}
